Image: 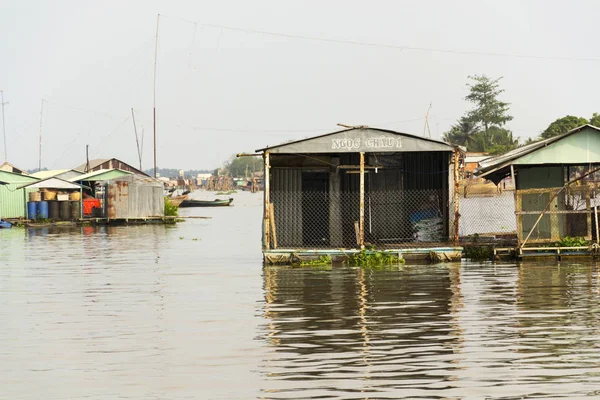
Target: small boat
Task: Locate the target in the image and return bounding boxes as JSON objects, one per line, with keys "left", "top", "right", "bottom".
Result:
{"left": 179, "top": 198, "right": 234, "bottom": 208}
{"left": 0, "top": 219, "right": 12, "bottom": 229}
{"left": 167, "top": 194, "right": 188, "bottom": 207}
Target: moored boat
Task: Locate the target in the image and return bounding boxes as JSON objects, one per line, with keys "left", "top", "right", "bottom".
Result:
{"left": 179, "top": 198, "right": 233, "bottom": 207}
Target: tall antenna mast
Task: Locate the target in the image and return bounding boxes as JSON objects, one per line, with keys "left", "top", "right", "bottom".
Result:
{"left": 38, "top": 99, "right": 45, "bottom": 171}
{"left": 131, "top": 108, "right": 142, "bottom": 170}
{"left": 153, "top": 14, "right": 160, "bottom": 178}
{"left": 423, "top": 102, "right": 432, "bottom": 138}
{"left": 1, "top": 90, "right": 8, "bottom": 161}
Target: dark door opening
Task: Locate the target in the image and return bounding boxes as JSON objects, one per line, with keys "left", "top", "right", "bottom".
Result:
{"left": 302, "top": 172, "right": 329, "bottom": 247}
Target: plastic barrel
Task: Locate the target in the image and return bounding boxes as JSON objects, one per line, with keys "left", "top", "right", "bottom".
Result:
{"left": 70, "top": 201, "right": 81, "bottom": 220}
{"left": 48, "top": 201, "right": 59, "bottom": 219}
{"left": 27, "top": 201, "right": 38, "bottom": 219}
{"left": 38, "top": 201, "right": 49, "bottom": 219}
{"left": 59, "top": 201, "right": 70, "bottom": 220}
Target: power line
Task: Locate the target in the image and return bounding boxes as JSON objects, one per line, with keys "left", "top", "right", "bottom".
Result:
{"left": 161, "top": 14, "right": 600, "bottom": 63}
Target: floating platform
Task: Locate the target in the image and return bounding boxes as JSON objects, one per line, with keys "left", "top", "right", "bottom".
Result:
{"left": 263, "top": 246, "right": 463, "bottom": 265}
{"left": 494, "top": 245, "right": 600, "bottom": 261}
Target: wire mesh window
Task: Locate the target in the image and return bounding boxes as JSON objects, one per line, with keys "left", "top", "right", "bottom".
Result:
{"left": 270, "top": 189, "right": 449, "bottom": 249}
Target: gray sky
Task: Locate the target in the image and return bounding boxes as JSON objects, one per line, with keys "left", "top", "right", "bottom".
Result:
{"left": 1, "top": 0, "right": 599, "bottom": 171}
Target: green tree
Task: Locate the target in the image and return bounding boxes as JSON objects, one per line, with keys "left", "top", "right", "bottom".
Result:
{"left": 442, "top": 117, "right": 480, "bottom": 147}
{"left": 464, "top": 75, "right": 513, "bottom": 135}
{"left": 222, "top": 154, "right": 263, "bottom": 177}
{"left": 443, "top": 75, "right": 517, "bottom": 154}
{"left": 589, "top": 113, "right": 600, "bottom": 127}
{"left": 541, "top": 115, "right": 589, "bottom": 139}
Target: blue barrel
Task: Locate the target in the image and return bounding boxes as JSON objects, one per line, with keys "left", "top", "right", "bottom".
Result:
{"left": 38, "top": 201, "right": 49, "bottom": 219}
{"left": 27, "top": 201, "right": 38, "bottom": 219}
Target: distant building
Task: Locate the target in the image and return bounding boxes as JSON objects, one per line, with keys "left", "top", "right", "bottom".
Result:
{"left": 0, "top": 162, "right": 29, "bottom": 175}
{"left": 74, "top": 158, "right": 149, "bottom": 177}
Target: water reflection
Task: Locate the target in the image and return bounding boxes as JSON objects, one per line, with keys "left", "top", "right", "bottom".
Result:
{"left": 261, "top": 263, "right": 600, "bottom": 399}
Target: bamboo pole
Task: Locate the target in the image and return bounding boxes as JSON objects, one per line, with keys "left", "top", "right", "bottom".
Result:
{"left": 269, "top": 202, "right": 277, "bottom": 249}
{"left": 453, "top": 150, "right": 460, "bottom": 246}
{"left": 595, "top": 206, "right": 599, "bottom": 245}
{"left": 264, "top": 152, "right": 271, "bottom": 250}
{"left": 359, "top": 152, "right": 365, "bottom": 249}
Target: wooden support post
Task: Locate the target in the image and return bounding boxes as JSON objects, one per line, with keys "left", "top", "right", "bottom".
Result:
{"left": 595, "top": 206, "right": 599, "bottom": 245}
{"left": 453, "top": 150, "right": 460, "bottom": 246}
{"left": 359, "top": 152, "right": 365, "bottom": 249}
{"left": 269, "top": 202, "right": 277, "bottom": 249}
{"left": 264, "top": 152, "right": 271, "bottom": 250}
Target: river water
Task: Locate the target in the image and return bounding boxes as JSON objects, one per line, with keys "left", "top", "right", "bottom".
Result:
{"left": 1, "top": 191, "right": 600, "bottom": 399}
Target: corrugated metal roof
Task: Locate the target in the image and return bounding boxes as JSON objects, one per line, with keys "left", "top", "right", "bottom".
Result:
{"left": 18, "top": 177, "right": 82, "bottom": 190}
{"left": 475, "top": 124, "right": 600, "bottom": 181}
{"left": 256, "top": 127, "right": 457, "bottom": 154}
{"left": 31, "top": 169, "right": 68, "bottom": 179}
{"left": 70, "top": 168, "right": 133, "bottom": 182}
{"left": 73, "top": 159, "right": 109, "bottom": 172}
{"left": 0, "top": 170, "right": 39, "bottom": 184}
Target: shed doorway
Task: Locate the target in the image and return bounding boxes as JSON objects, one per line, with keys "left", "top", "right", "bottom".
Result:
{"left": 302, "top": 172, "right": 329, "bottom": 247}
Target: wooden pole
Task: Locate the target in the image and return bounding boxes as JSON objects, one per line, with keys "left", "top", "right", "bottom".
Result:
{"left": 153, "top": 14, "right": 160, "bottom": 178}
{"left": 1, "top": 90, "right": 7, "bottom": 161}
{"left": 131, "top": 108, "right": 142, "bottom": 170}
{"left": 453, "top": 150, "right": 460, "bottom": 246}
{"left": 595, "top": 206, "right": 599, "bottom": 245}
{"left": 264, "top": 152, "right": 271, "bottom": 250}
{"left": 359, "top": 152, "right": 365, "bottom": 249}
{"left": 38, "top": 99, "right": 44, "bottom": 171}
{"left": 269, "top": 202, "right": 277, "bottom": 249}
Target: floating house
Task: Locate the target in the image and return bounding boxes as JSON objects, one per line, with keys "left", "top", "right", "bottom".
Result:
{"left": 70, "top": 169, "right": 164, "bottom": 219}
{"left": 18, "top": 177, "right": 84, "bottom": 220}
{"left": 477, "top": 124, "right": 600, "bottom": 247}
{"left": 74, "top": 158, "right": 149, "bottom": 177}
{"left": 255, "top": 126, "right": 462, "bottom": 264}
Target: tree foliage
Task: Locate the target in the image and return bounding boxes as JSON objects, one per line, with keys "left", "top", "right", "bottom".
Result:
{"left": 590, "top": 113, "right": 600, "bottom": 127}
{"left": 464, "top": 75, "right": 513, "bottom": 134}
{"left": 443, "top": 75, "right": 517, "bottom": 154}
{"left": 541, "top": 115, "right": 589, "bottom": 139}
{"left": 222, "top": 154, "right": 263, "bottom": 177}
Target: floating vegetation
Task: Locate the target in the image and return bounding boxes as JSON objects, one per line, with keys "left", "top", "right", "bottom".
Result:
{"left": 216, "top": 190, "right": 237, "bottom": 195}
{"left": 556, "top": 236, "right": 589, "bottom": 247}
{"left": 345, "top": 249, "right": 405, "bottom": 267}
{"left": 463, "top": 246, "right": 492, "bottom": 260}
{"left": 299, "top": 255, "right": 332, "bottom": 266}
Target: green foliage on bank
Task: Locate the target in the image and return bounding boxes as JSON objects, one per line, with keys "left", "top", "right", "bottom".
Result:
{"left": 164, "top": 198, "right": 178, "bottom": 217}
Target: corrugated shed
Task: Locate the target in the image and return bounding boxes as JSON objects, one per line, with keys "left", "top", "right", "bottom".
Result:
{"left": 0, "top": 171, "right": 39, "bottom": 218}
{"left": 106, "top": 175, "right": 164, "bottom": 218}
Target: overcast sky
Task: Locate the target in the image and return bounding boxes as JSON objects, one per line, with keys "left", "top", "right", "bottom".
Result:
{"left": 0, "top": 0, "right": 599, "bottom": 171}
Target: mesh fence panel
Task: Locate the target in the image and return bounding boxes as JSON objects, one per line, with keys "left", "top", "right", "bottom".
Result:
{"left": 270, "top": 189, "right": 449, "bottom": 249}
{"left": 458, "top": 191, "right": 516, "bottom": 237}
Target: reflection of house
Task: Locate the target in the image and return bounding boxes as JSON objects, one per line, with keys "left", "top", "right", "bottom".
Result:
{"left": 477, "top": 124, "right": 600, "bottom": 245}
{"left": 255, "top": 126, "right": 462, "bottom": 263}
{"left": 74, "top": 158, "right": 149, "bottom": 177}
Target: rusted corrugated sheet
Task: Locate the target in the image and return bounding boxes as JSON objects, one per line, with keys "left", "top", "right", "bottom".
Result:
{"left": 106, "top": 176, "right": 163, "bottom": 218}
